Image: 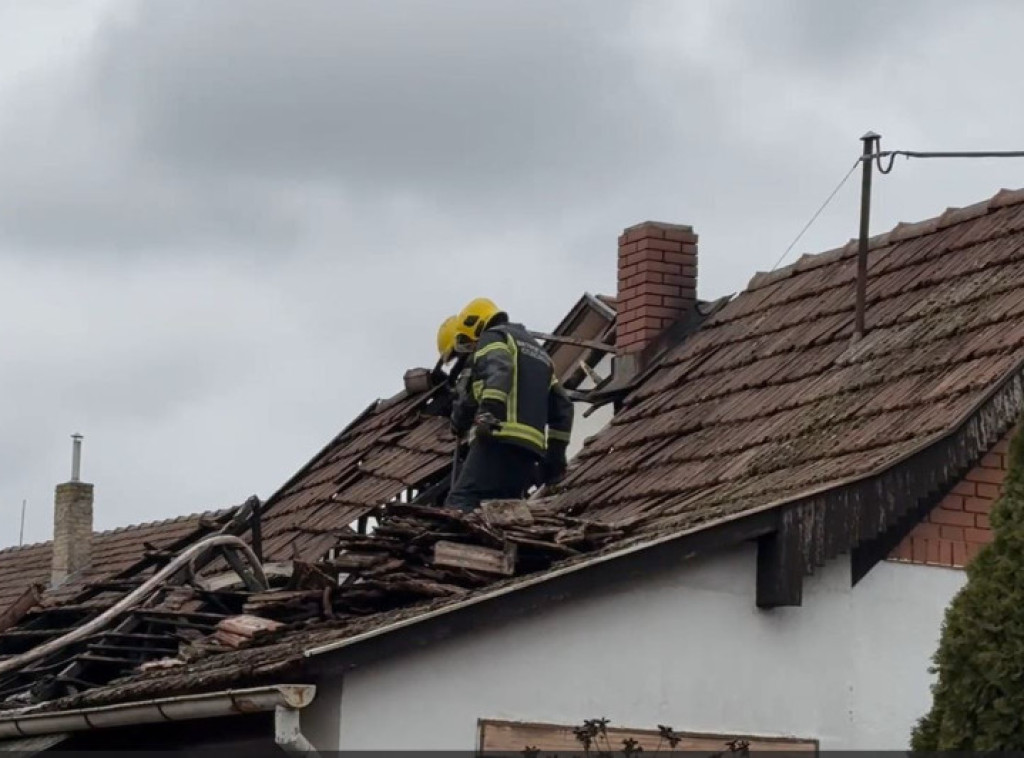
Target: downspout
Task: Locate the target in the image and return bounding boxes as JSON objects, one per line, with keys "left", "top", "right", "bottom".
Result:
{"left": 274, "top": 704, "right": 319, "bottom": 755}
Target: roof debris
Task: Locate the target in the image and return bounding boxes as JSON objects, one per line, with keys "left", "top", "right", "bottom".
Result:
{"left": 126, "top": 500, "right": 633, "bottom": 660}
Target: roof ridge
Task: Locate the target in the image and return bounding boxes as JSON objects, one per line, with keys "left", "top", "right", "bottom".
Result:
{"left": 747, "top": 186, "right": 1024, "bottom": 292}
{"left": 0, "top": 505, "right": 236, "bottom": 557}
{"left": 94, "top": 506, "right": 234, "bottom": 538}
{"left": 0, "top": 539, "right": 51, "bottom": 556}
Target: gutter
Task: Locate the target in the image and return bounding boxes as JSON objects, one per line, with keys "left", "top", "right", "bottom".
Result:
{"left": 0, "top": 684, "right": 318, "bottom": 755}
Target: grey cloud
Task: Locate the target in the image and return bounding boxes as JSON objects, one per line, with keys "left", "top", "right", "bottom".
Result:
{"left": 0, "top": 65, "right": 301, "bottom": 254}
{"left": 0, "top": 0, "right": 717, "bottom": 255}
{"left": 4, "top": 0, "right": 1024, "bottom": 549}
{"left": 719, "top": 0, "right": 969, "bottom": 70}
{"left": 89, "top": 1, "right": 660, "bottom": 196}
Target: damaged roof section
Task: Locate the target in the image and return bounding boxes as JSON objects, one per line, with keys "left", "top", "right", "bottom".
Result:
{"left": 0, "top": 509, "right": 233, "bottom": 626}
{"left": 22, "top": 498, "right": 641, "bottom": 712}
{"left": 0, "top": 384, "right": 457, "bottom": 708}
{"left": 244, "top": 388, "right": 455, "bottom": 564}
{"left": 0, "top": 293, "right": 615, "bottom": 712}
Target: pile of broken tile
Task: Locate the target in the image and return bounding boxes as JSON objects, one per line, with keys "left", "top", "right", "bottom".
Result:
{"left": 148, "top": 500, "right": 637, "bottom": 666}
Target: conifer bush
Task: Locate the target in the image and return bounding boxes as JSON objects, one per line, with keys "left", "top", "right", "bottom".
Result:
{"left": 911, "top": 423, "right": 1024, "bottom": 750}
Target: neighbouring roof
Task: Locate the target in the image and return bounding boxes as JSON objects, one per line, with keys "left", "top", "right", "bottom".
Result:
{"left": 10, "top": 189, "right": 1024, "bottom": 714}
{"left": 0, "top": 511, "right": 230, "bottom": 614}
{"left": 545, "top": 292, "right": 617, "bottom": 385}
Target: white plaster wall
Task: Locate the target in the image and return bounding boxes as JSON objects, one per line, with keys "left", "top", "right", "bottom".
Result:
{"left": 566, "top": 354, "right": 614, "bottom": 461}
{"left": 301, "top": 676, "right": 343, "bottom": 752}
{"left": 310, "top": 545, "right": 966, "bottom": 750}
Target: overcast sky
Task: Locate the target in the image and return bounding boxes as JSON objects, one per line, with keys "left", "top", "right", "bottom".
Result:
{"left": 2, "top": 0, "right": 1023, "bottom": 547}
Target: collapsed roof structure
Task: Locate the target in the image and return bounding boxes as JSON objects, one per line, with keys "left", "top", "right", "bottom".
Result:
{"left": 0, "top": 293, "right": 617, "bottom": 714}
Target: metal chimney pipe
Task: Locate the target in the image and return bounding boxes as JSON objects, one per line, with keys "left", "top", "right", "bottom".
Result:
{"left": 71, "top": 434, "right": 83, "bottom": 482}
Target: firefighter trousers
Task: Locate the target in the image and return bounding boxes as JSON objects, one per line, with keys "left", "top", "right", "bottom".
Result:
{"left": 445, "top": 437, "right": 540, "bottom": 512}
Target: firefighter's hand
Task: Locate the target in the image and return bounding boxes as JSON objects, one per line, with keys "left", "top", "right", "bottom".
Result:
{"left": 473, "top": 412, "right": 502, "bottom": 438}
{"left": 450, "top": 405, "right": 473, "bottom": 437}
{"left": 430, "top": 365, "right": 448, "bottom": 387}
{"left": 454, "top": 368, "right": 472, "bottom": 397}
{"left": 543, "top": 441, "right": 568, "bottom": 486}
{"left": 543, "top": 459, "right": 567, "bottom": 486}
{"left": 450, "top": 415, "right": 470, "bottom": 437}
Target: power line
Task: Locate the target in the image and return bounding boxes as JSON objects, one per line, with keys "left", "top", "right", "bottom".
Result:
{"left": 770, "top": 159, "right": 860, "bottom": 272}
{"left": 872, "top": 149, "right": 1024, "bottom": 160}
{"left": 868, "top": 148, "right": 1024, "bottom": 175}
{"left": 771, "top": 145, "right": 1024, "bottom": 272}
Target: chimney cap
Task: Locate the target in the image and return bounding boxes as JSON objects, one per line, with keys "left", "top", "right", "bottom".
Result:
{"left": 622, "top": 220, "right": 695, "bottom": 234}
{"left": 70, "top": 433, "right": 83, "bottom": 483}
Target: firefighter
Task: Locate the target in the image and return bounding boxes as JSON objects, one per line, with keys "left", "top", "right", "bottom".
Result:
{"left": 441, "top": 297, "right": 574, "bottom": 512}
{"left": 436, "top": 314, "right": 459, "bottom": 364}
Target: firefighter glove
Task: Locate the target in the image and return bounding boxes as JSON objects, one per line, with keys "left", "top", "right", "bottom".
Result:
{"left": 543, "top": 439, "right": 569, "bottom": 486}
{"left": 473, "top": 411, "right": 502, "bottom": 439}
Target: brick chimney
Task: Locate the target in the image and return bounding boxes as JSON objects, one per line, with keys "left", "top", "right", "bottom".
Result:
{"left": 616, "top": 221, "right": 698, "bottom": 356}
{"left": 51, "top": 434, "right": 93, "bottom": 587}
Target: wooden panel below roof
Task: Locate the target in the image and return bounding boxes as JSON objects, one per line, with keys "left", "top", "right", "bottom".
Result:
{"left": 478, "top": 718, "right": 818, "bottom": 754}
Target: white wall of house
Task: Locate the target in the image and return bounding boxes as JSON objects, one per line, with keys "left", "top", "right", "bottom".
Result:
{"left": 307, "top": 544, "right": 966, "bottom": 750}
{"left": 566, "top": 354, "right": 614, "bottom": 461}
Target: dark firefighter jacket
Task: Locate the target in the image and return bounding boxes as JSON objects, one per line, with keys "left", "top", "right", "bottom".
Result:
{"left": 451, "top": 321, "right": 574, "bottom": 458}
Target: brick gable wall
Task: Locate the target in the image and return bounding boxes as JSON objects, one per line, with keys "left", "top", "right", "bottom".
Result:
{"left": 888, "top": 429, "right": 1012, "bottom": 568}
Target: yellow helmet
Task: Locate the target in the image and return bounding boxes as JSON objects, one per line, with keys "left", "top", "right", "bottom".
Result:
{"left": 436, "top": 315, "right": 459, "bottom": 362}
{"left": 455, "top": 297, "right": 503, "bottom": 343}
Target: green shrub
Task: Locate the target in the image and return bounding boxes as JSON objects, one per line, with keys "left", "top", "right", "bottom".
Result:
{"left": 911, "top": 424, "right": 1024, "bottom": 750}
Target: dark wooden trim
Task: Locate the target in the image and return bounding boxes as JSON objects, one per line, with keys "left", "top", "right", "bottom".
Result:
{"left": 756, "top": 511, "right": 803, "bottom": 608}
{"left": 842, "top": 367, "right": 1024, "bottom": 584}
{"left": 850, "top": 477, "right": 961, "bottom": 585}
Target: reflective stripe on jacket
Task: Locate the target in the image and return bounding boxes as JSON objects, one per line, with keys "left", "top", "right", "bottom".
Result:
{"left": 452, "top": 321, "right": 574, "bottom": 457}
